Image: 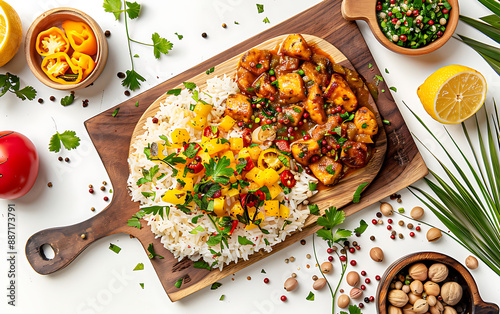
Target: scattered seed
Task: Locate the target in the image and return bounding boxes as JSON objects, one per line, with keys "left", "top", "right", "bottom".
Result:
{"left": 102, "top": 181, "right": 107, "bottom": 185}
{"left": 100, "top": 186, "right": 106, "bottom": 191}
{"left": 104, "top": 30, "right": 111, "bottom": 37}
{"left": 397, "top": 198, "right": 402, "bottom": 203}
{"left": 65, "top": 157, "right": 70, "bottom": 162}
{"left": 352, "top": 241, "right": 358, "bottom": 246}
{"left": 58, "top": 156, "right": 63, "bottom": 161}
{"left": 408, "top": 223, "right": 414, "bottom": 229}
{"left": 124, "top": 90, "right": 131, "bottom": 96}
{"left": 398, "top": 220, "right": 404, "bottom": 226}
{"left": 355, "top": 232, "right": 361, "bottom": 237}
{"left": 47, "top": 182, "right": 53, "bottom": 187}
{"left": 81, "top": 234, "right": 86, "bottom": 239}
{"left": 390, "top": 194, "right": 397, "bottom": 200}
{"left": 340, "top": 249, "right": 346, "bottom": 254}
{"left": 376, "top": 212, "right": 382, "bottom": 218}
{"left": 117, "top": 72, "right": 126, "bottom": 79}
{"left": 222, "top": 23, "right": 227, "bottom": 28}
{"left": 391, "top": 231, "right": 396, "bottom": 236}
{"left": 285, "top": 259, "right": 289, "bottom": 263}
{"left": 300, "top": 239, "right": 306, "bottom": 245}
{"left": 38, "top": 98, "right": 44, "bottom": 104}
{"left": 370, "top": 235, "right": 375, "bottom": 241}
{"left": 247, "top": 276, "right": 251, "bottom": 280}
{"left": 340, "top": 289, "right": 344, "bottom": 293}
{"left": 50, "top": 96, "right": 56, "bottom": 101}
{"left": 89, "top": 184, "right": 93, "bottom": 188}
{"left": 202, "top": 32, "right": 208, "bottom": 38}
{"left": 291, "top": 273, "right": 297, "bottom": 278}
{"left": 377, "top": 219, "right": 383, "bottom": 224}
{"left": 312, "top": 275, "right": 318, "bottom": 281}
{"left": 91, "top": 207, "right": 95, "bottom": 211}
{"left": 306, "top": 254, "right": 311, "bottom": 259}
{"left": 289, "top": 256, "right": 295, "bottom": 262}
{"left": 398, "top": 233, "right": 404, "bottom": 239}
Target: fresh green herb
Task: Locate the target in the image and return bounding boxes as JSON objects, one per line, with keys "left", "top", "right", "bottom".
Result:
{"left": 261, "top": 269, "right": 266, "bottom": 274}
{"left": 184, "top": 143, "right": 200, "bottom": 158}
{"left": 256, "top": 4, "right": 264, "bottom": 13}
{"left": 390, "top": 86, "right": 397, "bottom": 92}
{"left": 112, "top": 107, "right": 120, "bottom": 117}
{"left": 141, "top": 191, "right": 155, "bottom": 199}
{"left": 398, "top": 207, "right": 405, "bottom": 213}
{"left": 109, "top": 243, "right": 121, "bottom": 254}
{"left": 136, "top": 165, "right": 159, "bottom": 186}
{"left": 103, "top": 0, "right": 172, "bottom": 90}
{"left": 136, "top": 205, "right": 169, "bottom": 219}
{"left": 175, "top": 32, "right": 183, "bottom": 40}
{"left": 189, "top": 225, "right": 205, "bottom": 234}
{"left": 211, "top": 282, "right": 222, "bottom": 290}
{"left": 353, "top": 182, "right": 369, "bottom": 203}
{"left": 385, "top": 68, "right": 389, "bottom": 74}
{"left": 361, "top": 123, "right": 368, "bottom": 129}
{"left": 283, "top": 186, "right": 291, "bottom": 194}
{"left": 309, "top": 182, "right": 317, "bottom": 191}
{"left": 204, "top": 156, "right": 234, "bottom": 185}
{"left": 191, "top": 214, "right": 204, "bottom": 223}
{"left": 127, "top": 210, "right": 146, "bottom": 229}
{"left": 381, "top": 89, "right": 385, "bottom": 93}
{"left": 326, "top": 165, "right": 336, "bottom": 175}
{"left": 193, "top": 260, "right": 211, "bottom": 270}
{"left": 383, "top": 119, "right": 391, "bottom": 125}
{"left": 206, "top": 67, "right": 215, "bottom": 75}
{"left": 306, "top": 291, "right": 315, "bottom": 301}
{"left": 183, "top": 82, "right": 196, "bottom": 90}
{"left": 219, "top": 295, "right": 225, "bottom": 301}
{"left": 139, "top": 283, "right": 144, "bottom": 289}
{"left": 49, "top": 130, "right": 81, "bottom": 153}
{"left": 234, "top": 21, "right": 239, "bottom": 24}
{"left": 60, "top": 93, "right": 75, "bottom": 106}
{"left": 135, "top": 101, "right": 139, "bottom": 107}
{"left": 174, "top": 278, "right": 183, "bottom": 288}
{"left": 368, "top": 63, "right": 372, "bottom": 69}
{"left": 308, "top": 204, "right": 320, "bottom": 216}
{"left": 374, "top": 75, "right": 384, "bottom": 82}
{"left": 278, "top": 155, "right": 290, "bottom": 167}
{"left": 238, "top": 236, "right": 255, "bottom": 246}
{"left": 256, "top": 63, "right": 262, "bottom": 69}
{"left": 167, "top": 88, "right": 182, "bottom": 96}
{"left": 354, "top": 220, "right": 368, "bottom": 235}
{"left": 316, "top": 66, "right": 321, "bottom": 72}
{"left": 263, "top": 17, "right": 270, "bottom": 23}
{"left": 0, "top": 73, "right": 37, "bottom": 101}
{"left": 133, "top": 263, "right": 144, "bottom": 271}
{"left": 147, "top": 243, "right": 164, "bottom": 259}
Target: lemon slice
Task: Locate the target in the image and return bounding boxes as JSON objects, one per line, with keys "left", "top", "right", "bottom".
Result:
{"left": 0, "top": 1, "right": 22, "bottom": 67}
{"left": 417, "top": 65, "right": 487, "bottom": 124}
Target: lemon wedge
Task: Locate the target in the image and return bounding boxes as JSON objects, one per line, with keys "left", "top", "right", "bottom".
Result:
{"left": 417, "top": 65, "right": 487, "bottom": 124}
{"left": 0, "top": 1, "right": 22, "bottom": 67}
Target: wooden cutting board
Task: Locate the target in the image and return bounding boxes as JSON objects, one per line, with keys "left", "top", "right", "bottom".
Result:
{"left": 25, "top": 0, "right": 428, "bottom": 302}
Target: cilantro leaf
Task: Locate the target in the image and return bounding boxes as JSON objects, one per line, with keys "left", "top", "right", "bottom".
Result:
{"left": 175, "top": 32, "right": 183, "bottom": 40}
{"left": 193, "top": 260, "right": 211, "bottom": 270}
{"left": 333, "top": 228, "right": 352, "bottom": 242}
{"left": 174, "top": 278, "right": 183, "bottom": 288}
{"left": 109, "top": 243, "right": 121, "bottom": 254}
{"left": 49, "top": 130, "right": 81, "bottom": 153}
{"left": 353, "top": 182, "right": 369, "bottom": 203}
{"left": 317, "top": 207, "right": 345, "bottom": 229}
{"left": 256, "top": 4, "right": 264, "bottom": 13}
{"left": 354, "top": 220, "right": 368, "bottom": 235}
{"left": 207, "top": 233, "right": 223, "bottom": 246}
{"left": 326, "top": 165, "right": 336, "bottom": 175}
{"left": 60, "top": 94, "right": 75, "bottom": 106}
{"left": 309, "top": 182, "right": 317, "bottom": 191}
{"left": 189, "top": 225, "right": 205, "bottom": 234}
{"left": 14, "top": 86, "right": 37, "bottom": 100}
{"left": 306, "top": 291, "right": 315, "bottom": 301}
{"left": 219, "top": 295, "right": 225, "bottom": 300}
{"left": 308, "top": 204, "right": 320, "bottom": 216}
{"left": 206, "top": 67, "right": 215, "bottom": 75}
{"left": 112, "top": 107, "right": 120, "bottom": 117}
{"left": 167, "top": 88, "right": 182, "bottom": 96}
{"left": 316, "top": 228, "right": 334, "bottom": 242}
{"left": 103, "top": 0, "right": 122, "bottom": 20}
{"left": 263, "top": 17, "right": 270, "bottom": 24}
{"left": 125, "top": 1, "right": 141, "bottom": 19}
{"left": 122, "top": 69, "right": 146, "bottom": 91}
{"left": 140, "top": 205, "right": 169, "bottom": 219}
{"left": 127, "top": 217, "right": 142, "bottom": 229}
{"left": 390, "top": 86, "right": 397, "bottom": 92}
{"left": 133, "top": 263, "right": 144, "bottom": 271}
{"left": 140, "top": 283, "right": 144, "bottom": 289}
{"left": 211, "top": 282, "right": 222, "bottom": 290}
{"left": 204, "top": 156, "right": 234, "bottom": 185}
{"left": 152, "top": 32, "right": 173, "bottom": 59}
{"left": 238, "top": 236, "right": 254, "bottom": 246}
{"left": 183, "top": 82, "right": 196, "bottom": 90}
{"left": 0, "top": 73, "right": 37, "bottom": 101}
{"left": 147, "top": 243, "right": 164, "bottom": 259}
{"left": 184, "top": 142, "right": 200, "bottom": 158}
{"left": 191, "top": 214, "right": 204, "bottom": 223}
{"left": 347, "top": 305, "right": 362, "bottom": 314}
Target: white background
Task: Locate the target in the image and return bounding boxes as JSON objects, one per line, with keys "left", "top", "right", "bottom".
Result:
{"left": 1, "top": 0, "right": 500, "bottom": 313}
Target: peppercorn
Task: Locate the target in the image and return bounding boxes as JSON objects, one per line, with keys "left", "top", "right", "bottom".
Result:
{"left": 82, "top": 99, "right": 89, "bottom": 107}
{"left": 364, "top": 297, "right": 370, "bottom": 303}
{"left": 399, "top": 233, "right": 404, "bottom": 239}
{"left": 202, "top": 32, "right": 208, "bottom": 38}
{"left": 340, "top": 248, "right": 346, "bottom": 254}
{"left": 102, "top": 181, "right": 107, "bottom": 185}
{"left": 104, "top": 30, "right": 111, "bottom": 37}
{"left": 89, "top": 184, "right": 93, "bottom": 188}
{"left": 289, "top": 256, "right": 295, "bottom": 262}
{"left": 352, "top": 241, "right": 358, "bottom": 246}
{"left": 408, "top": 223, "right": 414, "bottom": 229}
{"left": 399, "top": 220, "right": 404, "bottom": 226}
{"left": 152, "top": 117, "right": 159, "bottom": 123}
{"left": 300, "top": 239, "right": 306, "bottom": 245}
{"left": 370, "top": 235, "right": 375, "bottom": 241}
{"left": 38, "top": 98, "right": 44, "bottom": 104}
{"left": 89, "top": 188, "right": 94, "bottom": 194}
{"left": 91, "top": 207, "right": 95, "bottom": 212}
{"left": 376, "top": 212, "right": 382, "bottom": 218}
{"left": 124, "top": 90, "right": 131, "bottom": 96}
{"left": 291, "top": 273, "right": 297, "bottom": 278}
{"left": 58, "top": 156, "right": 63, "bottom": 161}
{"left": 100, "top": 186, "right": 106, "bottom": 191}
{"left": 222, "top": 23, "right": 227, "bottom": 28}
{"left": 247, "top": 276, "right": 251, "bottom": 280}
{"left": 81, "top": 234, "right": 86, "bottom": 239}
{"left": 264, "top": 278, "right": 269, "bottom": 283}
{"left": 306, "top": 254, "right": 311, "bottom": 259}
{"left": 65, "top": 157, "right": 70, "bottom": 162}
{"left": 47, "top": 182, "right": 53, "bottom": 187}
{"left": 285, "top": 259, "right": 289, "bottom": 263}
{"left": 104, "top": 196, "right": 109, "bottom": 201}
{"left": 391, "top": 230, "right": 396, "bottom": 235}
{"left": 50, "top": 96, "right": 56, "bottom": 101}
{"left": 117, "top": 72, "right": 126, "bottom": 79}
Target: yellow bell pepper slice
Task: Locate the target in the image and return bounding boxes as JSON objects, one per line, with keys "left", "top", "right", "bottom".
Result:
{"left": 229, "top": 137, "right": 244, "bottom": 151}
{"left": 221, "top": 150, "right": 235, "bottom": 163}
{"left": 62, "top": 20, "right": 98, "bottom": 55}
{"left": 170, "top": 129, "right": 190, "bottom": 148}
{"left": 245, "top": 209, "right": 265, "bottom": 230}
{"left": 189, "top": 115, "right": 208, "bottom": 130}
{"left": 230, "top": 202, "right": 244, "bottom": 218}
{"left": 226, "top": 188, "right": 240, "bottom": 198}
{"left": 41, "top": 52, "right": 84, "bottom": 85}
{"left": 70, "top": 51, "right": 95, "bottom": 79}
{"left": 213, "top": 197, "right": 226, "bottom": 216}
{"left": 193, "top": 102, "right": 213, "bottom": 117}
{"left": 36, "top": 27, "right": 70, "bottom": 56}
{"left": 268, "top": 182, "right": 283, "bottom": 199}
{"left": 255, "top": 168, "right": 280, "bottom": 187}
{"left": 265, "top": 200, "right": 280, "bottom": 217}
{"left": 180, "top": 177, "right": 194, "bottom": 192}
{"left": 202, "top": 138, "right": 230, "bottom": 155}
{"left": 245, "top": 167, "right": 261, "bottom": 182}
{"left": 162, "top": 189, "right": 187, "bottom": 205}
{"left": 248, "top": 146, "right": 263, "bottom": 162}
{"left": 279, "top": 204, "right": 290, "bottom": 218}
{"left": 258, "top": 148, "right": 289, "bottom": 174}
{"left": 219, "top": 115, "right": 236, "bottom": 132}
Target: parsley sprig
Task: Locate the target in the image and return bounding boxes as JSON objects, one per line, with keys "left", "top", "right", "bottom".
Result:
{"left": 49, "top": 130, "right": 81, "bottom": 153}
{"left": 0, "top": 73, "right": 37, "bottom": 101}
{"left": 103, "top": 0, "right": 173, "bottom": 90}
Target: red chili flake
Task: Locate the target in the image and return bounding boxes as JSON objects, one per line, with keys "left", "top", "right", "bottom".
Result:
{"left": 355, "top": 245, "right": 360, "bottom": 250}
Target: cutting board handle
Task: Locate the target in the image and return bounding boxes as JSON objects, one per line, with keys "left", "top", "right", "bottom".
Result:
{"left": 25, "top": 209, "right": 127, "bottom": 275}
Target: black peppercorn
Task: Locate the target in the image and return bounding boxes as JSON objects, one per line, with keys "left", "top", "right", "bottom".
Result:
{"left": 65, "top": 157, "right": 70, "bottom": 162}
{"left": 104, "top": 30, "right": 111, "bottom": 37}
{"left": 370, "top": 235, "right": 375, "bottom": 241}
{"left": 50, "top": 96, "right": 56, "bottom": 101}
{"left": 364, "top": 297, "right": 370, "bottom": 303}
{"left": 58, "top": 156, "right": 63, "bottom": 161}
{"left": 38, "top": 98, "right": 44, "bottom": 104}
{"left": 202, "top": 32, "right": 207, "bottom": 38}
{"left": 124, "top": 90, "right": 131, "bottom": 96}
{"left": 300, "top": 239, "right": 306, "bottom": 245}
{"left": 117, "top": 72, "right": 126, "bottom": 79}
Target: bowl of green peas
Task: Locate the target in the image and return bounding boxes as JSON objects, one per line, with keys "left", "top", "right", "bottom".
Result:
{"left": 341, "top": 0, "right": 459, "bottom": 55}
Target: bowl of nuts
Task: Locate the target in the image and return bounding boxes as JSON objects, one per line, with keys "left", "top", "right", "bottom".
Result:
{"left": 376, "top": 252, "right": 498, "bottom": 314}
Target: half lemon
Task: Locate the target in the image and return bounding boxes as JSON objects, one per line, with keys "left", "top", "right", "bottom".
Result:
{"left": 0, "top": 0, "right": 22, "bottom": 67}
{"left": 417, "top": 65, "right": 487, "bottom": 124}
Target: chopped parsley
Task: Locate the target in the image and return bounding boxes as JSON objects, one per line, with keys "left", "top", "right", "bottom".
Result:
{"left": 263, "top": 17, "right": 270, "bottom": 24}
{"left": 112, "top": 107, "right": 120, "bottom": 117}
{"left": 309, "top": 182, "right": 317, "bottom": 191}
{"left": 211, "top": 282, "right": 222, "bottom": 290}
{"left": 256, "top": 4, "right": 264, "bottom": 13}
{"left": 60, "top": 93, "right": 75, "bottom": 106}
{"left": 193, "top": 260, "right": 211, "bottom": 270}
{"left": 147, "top": 243, "right": 164, "bottom": 259}
{"left": 306, "top": 291, "right": 315, "bottom": 301}
{"left": 206, "top": 67, "right": 215, "bottom": 75}
{"left": 308, "top": 204, "right": 320, "bottom": 216}
{"left": 174, "top": 278, "right": 183, "bottom": 288}
{"left": 204, "top": 156, "right": 234, "bottom": 185}
{"left": 238, "top": 236, "right": 255, "bottom": 246}
{"left": 133, "top": 263, "right": 144, "bottom": 271}
{"left": 390, "top": 86, "right": 397, "bottom": 92}
{"left": 352, "top": 182, "right": 369, "bottom": 203}
{"left": 109, "top": 243, "right": 121, "bottom": 254}
{"left": 326, "top": 164, "right": 336, "bottom": 175}
{"left": 167, "top": 88, "right": 182, "bottom": 96}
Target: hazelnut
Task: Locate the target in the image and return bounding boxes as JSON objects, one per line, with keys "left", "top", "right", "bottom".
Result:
{"left": 410, "top": 206, "right": 424, "bottom": 219}
{"left": 346, "top": 271, "right": 360, "bottom": 287}
{"left": 428, "top": 263, "right": 448, "bottom": 283}
{"left": 380, "top": 202, "right": 394, "bottom": 216}
{"left": 284, "top": 277, "right": 298, "bottom": 291}
{"left": 424, "top": 281, "right": 440, "bottom": 296}
{"left": 409, "top": 263, "right": 428, "bottom": 281}
{"left": 321, "top": 261, "right": 333, "bottom": 274}
{"left": 441, "top": 282, "right": 463, "bottom": 306}
{"left": 413, "top": 299, "right": 429, "bottom": 313}
{"left": 410, "top": 280, "right": 424, "bottom": 294}
{"left": 370, "top": 247, "right": 384, "bottom": 262}
{"left": 337, "top": 294, "right": 350, "bottom": 309}
{"left": 395, "top": 281, "right": 403, "bottom": 290}
{"left": 465, "top": 255, "right": 478, "bottom": 269}
{"left": 427, "top": 227, "right": 442, "bottom": 242}
{"left": 313, "top": 278, "right": 327, "bottom": 290}
{"left": 350, "top": 287, "right": 363, "bottom": 300}
{"left": 388, "top": 289, "right": 408, "bottom": 307}
{"left": 402, "top": 285, "right": 411, "bottom": 293}
{"left": 443, "top": 306, "right": 458, "bottom": 314}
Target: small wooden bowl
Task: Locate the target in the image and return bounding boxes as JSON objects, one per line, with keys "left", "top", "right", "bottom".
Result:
{"left": 25, "top": 7, "right": 108, "bottom": 90}
{"left": 341, "top": 0, "right": 459, "bottom": 55}
{"left": 377, "top": 252, "right": 499, "bottom": 313}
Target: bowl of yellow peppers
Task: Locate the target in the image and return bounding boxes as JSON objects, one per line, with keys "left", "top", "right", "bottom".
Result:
{"left": 25, "top": 7, "right": 108, "bottom": 90}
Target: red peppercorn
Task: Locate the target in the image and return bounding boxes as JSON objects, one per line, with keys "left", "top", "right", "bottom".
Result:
{"left": 365, "top": 278, "right": 371, "bottom": 284}
{"left": 369, "top": 296, "right": 375, "bottom": 302}
{"left": 388, "top": 219, "right": 393, "bottom": 224}
{"left": 390, "top": 0, "right": 395, "bottom": 3}
{"left": 375, "top": 275, "right": 381, "bottom": 281}
{"left": 89, "top": 188, "right": 94, "bottom": 194}
{"left": 349, "top": 247, "right": 355, "bottom": 253}
{"left": 355, "top": 245, "right": 360, "bottom": 250}
{"left": 361, "top": 271, "right": 366, "bottom": 276}
{"left": 281, "top": 295, "right": 287, "bottom": 302}
{"left": 388, "top": 12, "right": 393, "bottom": 17}
{"left": 443, "top": 8, "right": 449, "bottom": 14}
{"left": 104, "top": 196, "right": 109, "bottom": 201}
{"left": 279, "top": 119, "right": 284, "bottom": 124}
{"left": 416, "top": 226, "right": 421, "bottom": 231}
{"left": 390, "top": 234, "right": 396, "bottom": 239}
{"left": 340, "top": 255, "right": 346, "bottom": 262}
{"left": 391, "top": 18, "right": 398, "bottom": 24}
{"left": 303, "top": 135, "right": 310, "bottom": 140}
{"left": 413, "top": 9, "right": 419, "bottom": 16}
{"left": 341, "top": 109, "right": 345, "bottom": 114}
{"left": 321, "top": 147, "right": 328, "bottom": 154}
{"left": 360, "top": 285, "right": 366, "bottom": 290}
{"left": 359, "top": 303, "right": 364, "bottom": 309}
{"left": 410, "top": 232, "right": 415, "bottom": 237}
{"left": 152, "top": 117, "right": 159, "bottom": 124}
{"left": 327, "top": 248, "right": 333, "bottom": 254}
{"left": 237, "top": 121, "right": 243, "bottom": 127}
{"left": 328, "top": 256, "right": 334, "bottom": 262}
{"left": 336, "top": 106, "right": 342, "bottom": 112}
{"left": 400, "top": 34, "right": 407, "bottom": 42}
{"left": 376, "top": 4, "right": 382, "bottom": 10}
{"left": 350, "top": 260, "right": 357, "bottom": 266}
{"left": 416, "top": 19, "right": 421, "bottom": 24}
{"left": 372, "top": 219, "right": 377, "bottom": 225}
{"left": 264, "top": 278, "right": 270, "bottom": 284}
{"left": 327, "top": 145, "right": 332, "bottom": 150}
{"left": 270, "top": 76, "right": 276, "bottom": 82}
{"left": 298, "top": 121, "right": 303, "bottom": 126}
{"left": 387, "top": 225, "right": 392, "bottom": 230}
{"left": 428, "top": 20, "right": 434, "bottom": 25}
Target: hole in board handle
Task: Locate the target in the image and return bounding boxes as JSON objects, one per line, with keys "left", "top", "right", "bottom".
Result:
{"left": 40, "top": 244, "right": 55, "bottom": 260}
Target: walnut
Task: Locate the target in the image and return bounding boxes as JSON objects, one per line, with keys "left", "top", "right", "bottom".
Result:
{"left": 409, "top": 263, "right": 428, "bottom": 281}
{"left": 428, "top": 263, "right": 449, "bottom": 282}
{"left": 441, "top": 282, "right": 463, "bottom": 306}
{"left": 388, "top": 289, "right": 409, "bottom": 307}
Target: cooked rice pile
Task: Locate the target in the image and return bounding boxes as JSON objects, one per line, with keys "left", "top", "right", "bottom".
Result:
{"left": 128, "top": 75, "right": 317, "bottom": 269}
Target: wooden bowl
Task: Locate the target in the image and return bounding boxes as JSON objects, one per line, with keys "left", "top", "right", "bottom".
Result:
{"left": 25, "top": 7, "right": 108, "bottom": 90}
{"left": 377, "top": 252, "right": 499, "bottom": 313}
{"left": 341, "top": 0, "right": 459, "bottom": 55}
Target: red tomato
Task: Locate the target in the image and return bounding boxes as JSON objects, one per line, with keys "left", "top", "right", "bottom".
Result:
{"left": 0, "top": 131, "right": 39, "bottom": 199}
{"left": 242, "top": 128, "right": 252, "bottom": 147}
{"left": 275, "top": 139, "right": 291, "bottom": 152}
{"left": 203, "top": 126, "right": 219, "bottom": 138}
{"left": 280, "top": 170, "right": 296, "bottom": 188}
{"left": 243, "top": 157, "right": 254, "bottom": 171}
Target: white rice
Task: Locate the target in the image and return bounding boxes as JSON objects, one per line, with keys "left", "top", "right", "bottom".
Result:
{"left": 127, "top": 75, "right": 318, "bottom": 269}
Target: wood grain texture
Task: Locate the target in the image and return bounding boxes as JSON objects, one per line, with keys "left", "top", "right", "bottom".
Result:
{"left": 25, "top": 0, "right": 428, "bottom": 302}
{"left": 341, "top": 0, "right": 460, "bottom": 55}
{"left": 376, "top": 252, "right": 499, "bottom": 314}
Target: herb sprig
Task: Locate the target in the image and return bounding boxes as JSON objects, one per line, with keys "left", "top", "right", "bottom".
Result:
{"left": 49, "top": 130, "right": 81, "bottom": 153}
{"left": 0, "top": 73, "right": 37, "bottom": 101}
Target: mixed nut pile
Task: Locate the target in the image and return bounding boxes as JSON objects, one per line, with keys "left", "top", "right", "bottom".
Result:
{"left": 387, "top": 262, "right": 465, "bottom": 314}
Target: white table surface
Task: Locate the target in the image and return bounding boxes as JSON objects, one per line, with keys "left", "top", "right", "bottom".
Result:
{"left": 1, "top": 0, "right": 500, "bottom": 313}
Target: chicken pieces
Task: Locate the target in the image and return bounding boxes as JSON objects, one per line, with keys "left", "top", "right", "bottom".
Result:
{"left": 281, "top": 34, "right": 313, "bottom": 60}
{"left": 324, "top": 74, "right": 358, "bottom": 112}
{"left": 225, "top": 93, "right": 253, "bottom": 122}
{"left": 240, "top": 49, "right": 271, "bottom": 76}
{"left": 291, "top": 139, "right": 320, "bottom": 165}
{"left": 277, "top": 72, "right": 306, "bottom": 104}
{"left": 354, "top": 106, "right": 378, "bottom": 136}
{"left": 304, "top": 84, "right": 327, "bottom": 125}
{"left": 309, "top": 156, "right": 343, "bottom": 186}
